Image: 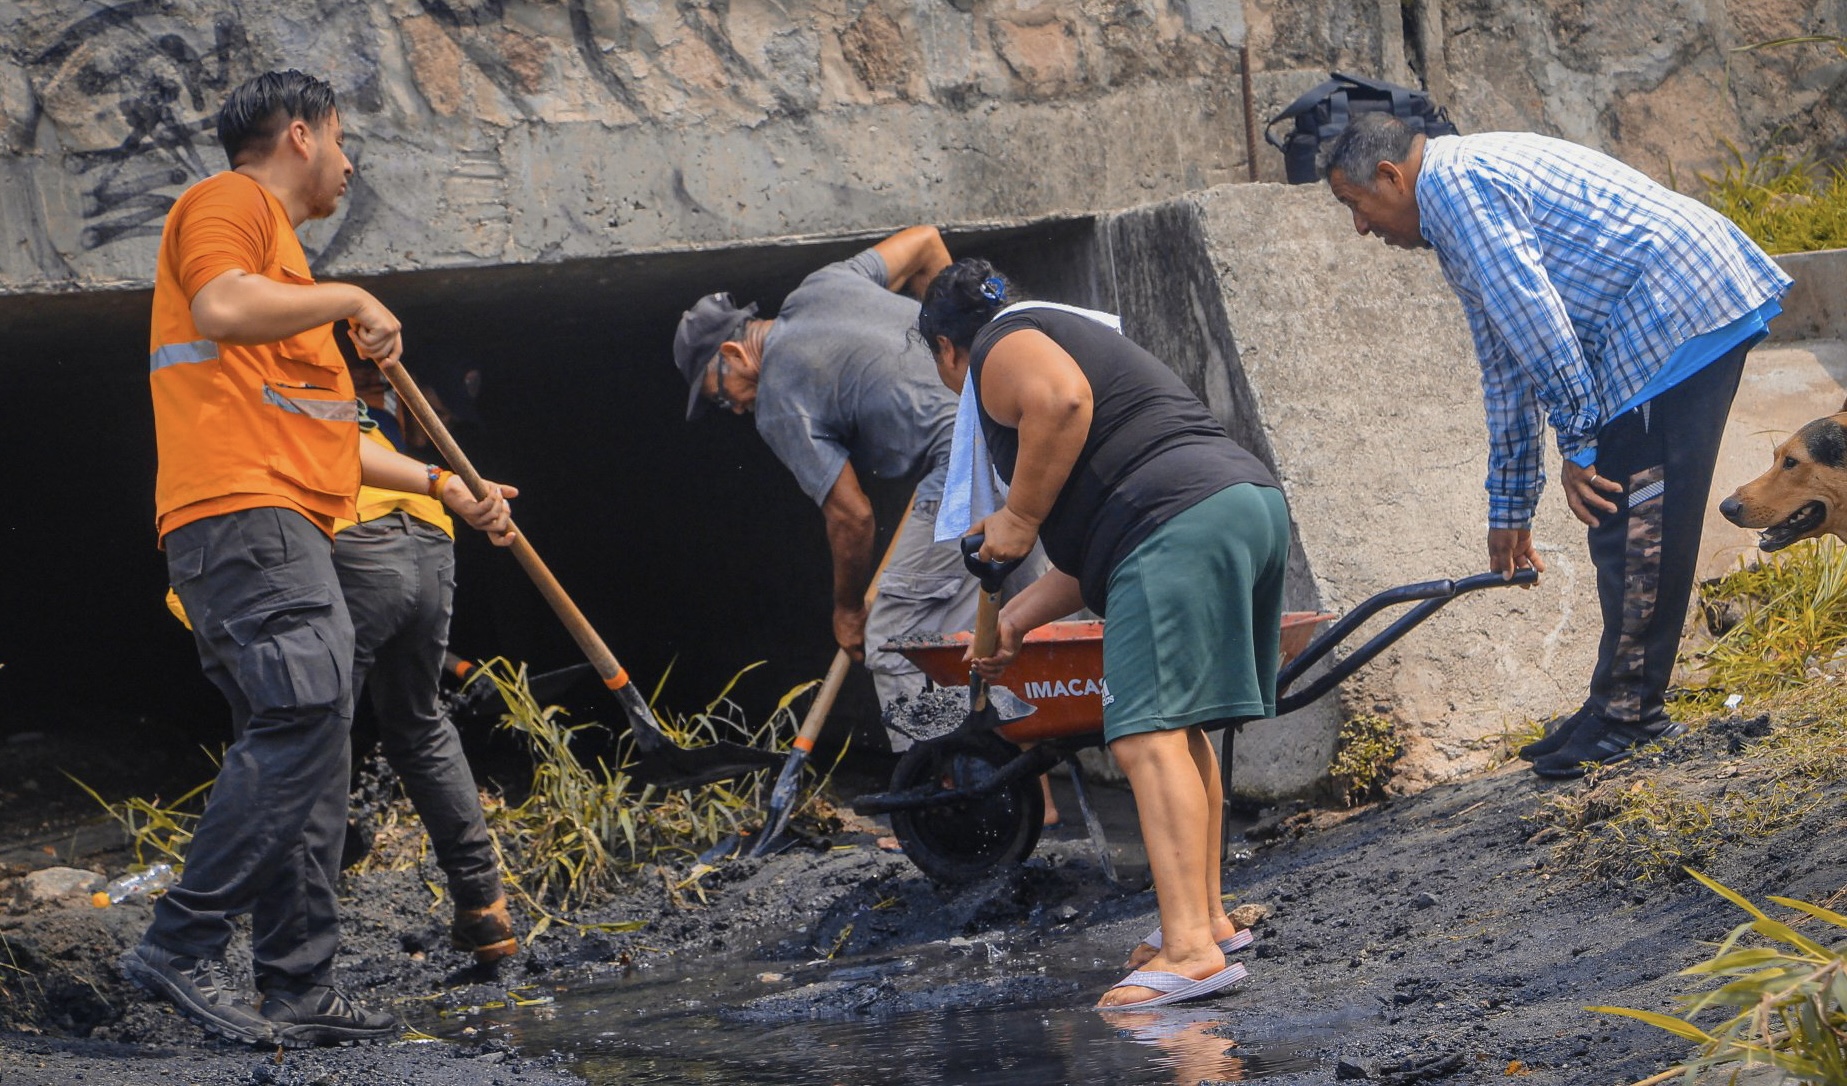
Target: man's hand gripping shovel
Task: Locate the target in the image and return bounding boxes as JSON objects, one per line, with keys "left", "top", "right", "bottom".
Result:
{"left": 377, "top": 359, "right": 780, "bottom": 790}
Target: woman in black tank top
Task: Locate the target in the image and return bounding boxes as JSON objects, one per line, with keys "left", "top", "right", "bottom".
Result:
{"left": 920, "top": 260, "right": 1290, "bottom": 1010}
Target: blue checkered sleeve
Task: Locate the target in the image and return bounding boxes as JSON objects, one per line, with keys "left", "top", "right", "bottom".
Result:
{"left": 1419, "top": 133, "right": 1793, "bottom": 530}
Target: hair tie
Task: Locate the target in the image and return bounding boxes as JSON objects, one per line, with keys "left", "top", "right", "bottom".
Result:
{"left": 979, "top": 277, "right": 1006, "bottom": 305}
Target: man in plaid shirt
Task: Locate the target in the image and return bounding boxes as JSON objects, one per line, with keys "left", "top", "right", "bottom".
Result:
{"left": 1323, "top": 112, "right": 1791, "bottom": 778}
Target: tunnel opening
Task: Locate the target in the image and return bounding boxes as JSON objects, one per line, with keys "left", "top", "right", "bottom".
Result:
{"left": 0, "top": 219, "right": 1112, "bottom": 777}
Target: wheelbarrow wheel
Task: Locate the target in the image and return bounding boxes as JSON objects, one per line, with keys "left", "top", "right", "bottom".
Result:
{"left": 889, "top": 734, "right": 1043, "bottom": 885}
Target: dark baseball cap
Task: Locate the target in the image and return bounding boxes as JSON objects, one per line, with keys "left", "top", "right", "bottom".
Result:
{"left": 673, "top": 292, "right": 758, "bottom": 421}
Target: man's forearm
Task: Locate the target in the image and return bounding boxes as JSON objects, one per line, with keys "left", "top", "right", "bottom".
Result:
{"left": 826, "top": 509, "right": 876, "bottom": 609}
{"left": 360, "top": 437, "right": 438, "bottom": 495}
{"left": 821, "top": 464, "right": 876, "bottom": 609}
{"left": 191, "top": 270, "right": 367, "bottom": 345}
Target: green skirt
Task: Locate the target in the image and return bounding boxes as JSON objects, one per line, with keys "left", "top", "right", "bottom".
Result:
{"left": 1101, "top": 483, "right": 1291, "bottom": 744}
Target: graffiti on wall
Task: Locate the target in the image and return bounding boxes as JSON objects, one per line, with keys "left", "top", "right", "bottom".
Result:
{"left": 25, "top": 1, "right": 248, "bottom": 250}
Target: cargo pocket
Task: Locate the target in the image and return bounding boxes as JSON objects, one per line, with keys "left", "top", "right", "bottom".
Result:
{"left": 866, "top": 571, "right": 969, "bottom": 673}
{"left": 222, "top": 582, "right": 346, "bottom": 714}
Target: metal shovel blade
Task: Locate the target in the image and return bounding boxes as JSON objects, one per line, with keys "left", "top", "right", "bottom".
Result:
{"left": 987, "top": 684, "right": 1037, "bottom": 723}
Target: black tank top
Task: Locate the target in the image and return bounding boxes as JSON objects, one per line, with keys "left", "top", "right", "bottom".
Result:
{"left": 970, "top": 307, "right": 1280, "bottom": 615}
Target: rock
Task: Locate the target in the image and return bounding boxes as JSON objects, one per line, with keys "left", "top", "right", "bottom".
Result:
{"left": 1229, "top": 902, "right": 1272, "bottom": 928}
{"left": 1412, "top": 891, "right": 1440, "bottom": 909}
{"left": 23, "top": 866, "right": 101, "bottom": 905}
{"left": 1335, "top": 1057, "right": 1373, "bottom": 1079}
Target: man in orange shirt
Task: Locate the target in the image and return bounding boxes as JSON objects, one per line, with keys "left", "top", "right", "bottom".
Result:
{"left": 122, "top": 70, "right": 517, "bottom": 1049}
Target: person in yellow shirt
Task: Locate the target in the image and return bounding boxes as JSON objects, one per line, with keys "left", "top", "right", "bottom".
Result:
{"left": 334, "top": 361, "right": 515, "bottom": 967}
{"left": 123, "top": 69, "right": 516, "bottom": 1050}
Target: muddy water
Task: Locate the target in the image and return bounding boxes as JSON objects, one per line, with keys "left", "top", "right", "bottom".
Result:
{"left": 427, "top": 942, "right": 1326, "bottom": 1084}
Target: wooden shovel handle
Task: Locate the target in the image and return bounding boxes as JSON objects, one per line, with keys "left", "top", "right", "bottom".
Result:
{"left": 791, "top": 494, "right": 918, "bottom": 751}
{"left": 377, "top": 359, "right": 635, "bottom": 695}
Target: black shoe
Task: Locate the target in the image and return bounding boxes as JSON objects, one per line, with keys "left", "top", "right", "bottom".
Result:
{"left": 1531, "top": 715, "right": 1685, "bottom": 779}
{"left": 119, "top": 942, "right": 275, "bottom": 1045}
{"left": 1517, "top": 706, "right": 1593, "bottom": 762}
{"left": 261, "top": 983, "right": 398, "bottom": 1047}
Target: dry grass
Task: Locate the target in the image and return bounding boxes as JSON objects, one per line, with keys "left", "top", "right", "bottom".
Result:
{"left": 1534, "top": 541, "right": 1847, "bottom": 883}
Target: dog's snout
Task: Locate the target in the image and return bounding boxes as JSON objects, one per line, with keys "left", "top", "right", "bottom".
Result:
{"left": 1719, "top": 495, "right": 1745, "bottom": 525}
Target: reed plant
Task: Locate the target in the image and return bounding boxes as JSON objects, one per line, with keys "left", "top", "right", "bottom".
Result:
{"left": 1593, "top": 871, "right": 1847, "bottom": 1086}
{"left": 472, "top": 658, "right": 818, "bottom": 922}
{"left": 64, "top": 769, "right": 213, "bottom": 869}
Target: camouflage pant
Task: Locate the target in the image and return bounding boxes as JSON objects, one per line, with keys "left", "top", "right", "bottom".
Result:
{"left": 1584, "top": 342, "right": 1750, "bottom": 723}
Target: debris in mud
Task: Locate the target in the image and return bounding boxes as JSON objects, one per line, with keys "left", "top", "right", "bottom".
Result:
{"left": 883, "top": 688, "right": 969, "bottom": 743}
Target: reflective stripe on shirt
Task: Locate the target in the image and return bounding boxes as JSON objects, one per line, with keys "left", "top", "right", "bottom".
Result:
{"left": 263, "top": 386, "right": 361, "bottom": 422}
{"left": 149, "top": 340, "right": 220, "bottom": 371}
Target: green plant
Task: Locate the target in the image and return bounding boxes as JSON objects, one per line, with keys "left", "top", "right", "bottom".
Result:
{"left": 1690, "top": 539, "right": 1847, "bottom": 703}
{"left": 64, "top": 769, "right": 214, "bottom": 868}
{"left": 472, "top": 658, "right": 823, "bottom": 927}
{"left": 1592, "top": 870, "right": 1847, "bottom": 1085}
{"left": 1697, "top": 146, "right": 1847, "bottom": 255}
{"left": 1328, "top": 712, "right": 1400, "bottom": 807}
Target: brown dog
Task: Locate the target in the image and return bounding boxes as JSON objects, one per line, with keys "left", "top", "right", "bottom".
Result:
{"left": 1720, "top": 401, "right": 1847, "bottom": 551}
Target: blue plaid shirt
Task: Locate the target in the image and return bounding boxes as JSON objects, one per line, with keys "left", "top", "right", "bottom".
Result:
{"left": 1418, "top": 133, "right": 1792, "bottom": 530}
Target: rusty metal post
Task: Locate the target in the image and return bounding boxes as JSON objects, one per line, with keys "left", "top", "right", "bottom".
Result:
{"left": 1240, "top": 42, "right": 1259, "bottom": 182}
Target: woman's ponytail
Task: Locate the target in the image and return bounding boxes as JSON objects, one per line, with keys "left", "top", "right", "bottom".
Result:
{"left": 918, "top": 259, "right": 1019, "bottom": 354}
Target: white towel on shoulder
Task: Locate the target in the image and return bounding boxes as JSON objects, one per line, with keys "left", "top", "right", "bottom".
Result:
{"left": 934, "top": 302, "right": 1124, "bottom": 542}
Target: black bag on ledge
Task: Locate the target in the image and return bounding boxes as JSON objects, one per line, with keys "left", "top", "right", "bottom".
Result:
{"left": 1265, "top": 71, "right": 1458, "bottom": 184}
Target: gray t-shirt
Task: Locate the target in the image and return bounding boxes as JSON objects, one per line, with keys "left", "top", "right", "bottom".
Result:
{"left": 754, "top": 250, "right": 954, "bottom": 506}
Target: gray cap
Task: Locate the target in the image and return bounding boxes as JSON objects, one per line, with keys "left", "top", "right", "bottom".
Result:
{"left": 673, "top": 292, "right": 758, "bottom": 421}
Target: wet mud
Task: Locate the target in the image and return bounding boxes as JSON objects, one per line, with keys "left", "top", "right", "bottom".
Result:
{"left": 3, "top": 716, "right": 1838, "bottom": 1084}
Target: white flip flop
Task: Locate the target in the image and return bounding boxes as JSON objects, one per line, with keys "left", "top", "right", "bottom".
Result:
{"left": 1100, "top": 962, "right": 1249, "bottom": 1009}
{"left": 1140, "top": 926, "right": 1253, "bottom": 956}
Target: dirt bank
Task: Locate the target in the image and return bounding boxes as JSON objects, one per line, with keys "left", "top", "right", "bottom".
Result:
{"left": 2, "top": 711, "right": 1832, "bottom": 1084}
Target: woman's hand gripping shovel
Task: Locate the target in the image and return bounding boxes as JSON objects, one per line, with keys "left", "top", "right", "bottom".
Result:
{"left": 750, "top": 496, "right": 916, "bottom": 857}
{"left": 959, "top": 534, "right": 1037, "bottom": 728}
{"left": 377, "top": 359, "right": 780, "bottom": 790}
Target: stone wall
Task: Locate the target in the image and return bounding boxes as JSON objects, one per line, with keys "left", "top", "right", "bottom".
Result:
{"left": 0, "top": 0, "right": 1253, "bottom": 293}
{"left": 9, "top": 1, "right": 1844, "bottom": 297}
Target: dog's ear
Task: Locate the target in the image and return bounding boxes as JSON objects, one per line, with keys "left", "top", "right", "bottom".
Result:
{"left": 1803, "top": 417, "right": 1847, "bottom": 468}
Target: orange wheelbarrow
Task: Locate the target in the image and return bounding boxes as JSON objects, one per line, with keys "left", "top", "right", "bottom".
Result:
{"left": 858, "top": 536, "right": 1538, "bottom": 883}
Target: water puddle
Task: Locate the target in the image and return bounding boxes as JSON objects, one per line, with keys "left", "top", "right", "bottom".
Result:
{"left": 425, "top": 945, "right": 1328, "bottom": 1084}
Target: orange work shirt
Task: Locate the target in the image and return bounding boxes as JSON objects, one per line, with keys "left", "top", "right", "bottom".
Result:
{"left": 149, "top": 171, "right": 361, "bottom": 543}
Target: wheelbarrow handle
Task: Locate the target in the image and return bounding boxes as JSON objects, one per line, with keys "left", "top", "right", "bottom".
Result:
{"left": 1274, "top": 568, "right": 1538, "bottom": 717}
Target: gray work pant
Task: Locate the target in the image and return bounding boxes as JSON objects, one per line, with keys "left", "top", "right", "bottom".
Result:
{"left": 334, "top": 513, "right": 502, "bottom": 910}
{"left": 863, "top": 498, "right": 1047, "bottom": 749}
{"left": 150, "top": 507, "right": 354, "bottom": 989}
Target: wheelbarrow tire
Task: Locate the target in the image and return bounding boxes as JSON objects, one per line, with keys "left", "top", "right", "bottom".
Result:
{"left": 889, "top": 734, "right": 1044, "bottom": 886}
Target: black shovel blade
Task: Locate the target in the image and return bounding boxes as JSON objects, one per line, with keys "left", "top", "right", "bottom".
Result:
{"left": 629, "top": 742, "right": 782, "bottom": 790}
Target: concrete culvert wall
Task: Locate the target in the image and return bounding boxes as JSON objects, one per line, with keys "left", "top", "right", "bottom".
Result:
{"left": 0, "top": 196, "right": 1590, "bottom": 801}
{"left": 0, "top": 220, "right": 1110, "bottom": 759}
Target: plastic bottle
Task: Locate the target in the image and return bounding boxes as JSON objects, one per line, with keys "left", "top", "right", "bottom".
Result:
{"left": 90, "top": 863, "right": 175, "bottom": 908}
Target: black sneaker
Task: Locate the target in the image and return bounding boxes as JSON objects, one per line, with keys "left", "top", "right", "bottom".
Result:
{"left": 1517, "top": 706, "right": 1593, "bottom": 761}
{"left": 261, "top": 983, "right": 398, "bottom": 1047}
{"left": 1531, "top": 715, "right": 1686, "bottom": 779}
{"left": 118, "top": 942, "right": 275, "bottom": 1045}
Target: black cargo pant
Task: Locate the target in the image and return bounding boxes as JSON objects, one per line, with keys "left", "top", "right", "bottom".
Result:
{"left": 150, "top": 507, "right": 354, "bottom": 990}
{"left": 334, "top": 513, "right": 501, "bottom": 910}
{"left": 1584, "top": 341, "right": 1751, "bottom": 724}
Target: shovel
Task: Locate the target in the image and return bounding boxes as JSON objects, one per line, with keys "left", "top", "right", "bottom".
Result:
{"left": 751, "top": 495, "right": 916, "bottom": 856}
{"left": 959, "top": 533, "right": 1036, "bottom": 725}
{"left": 378, "top": 359, "right": 781, "bottom": 790}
